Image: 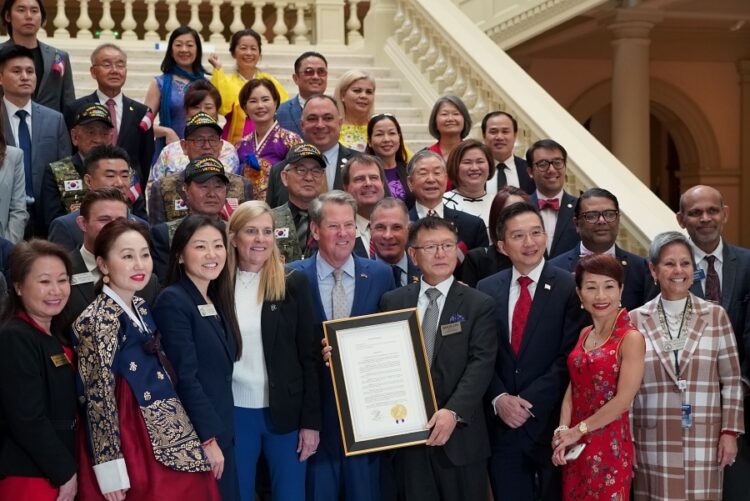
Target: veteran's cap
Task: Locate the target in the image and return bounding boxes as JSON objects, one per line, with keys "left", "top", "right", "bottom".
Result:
{"left": 284, "top": 143, "right": 326, "bottom": 169}
{"left": 74, "top": 103, "right": 114, "bottom": 128}
{"left": 184, "top": 112, "right": 223, "bottom": 137}
{"left": 184, "top": 155, "right": 229, "bottom": 184}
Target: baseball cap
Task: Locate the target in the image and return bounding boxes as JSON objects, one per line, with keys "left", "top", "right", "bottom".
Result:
{"left": 284, "top": 143, "right": 326, "bottom": 169}
{"left": 184, "top": 112, "right": 223, "bottom": 137}
{"left": 184, "top": 156, "right": 229, "bottom": 184}
{"left": 74, "top": 103, "right": 114, "bottom": 128}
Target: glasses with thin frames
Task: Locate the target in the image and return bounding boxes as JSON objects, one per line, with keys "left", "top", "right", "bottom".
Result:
{"left": 187, "top": 137, "right": 221, "bottom": 146}
{"left": 411, "top": 242, "right": 457, "bottom": 254}
{"left": 289, "top": 165, "right": 325, "bottom": 179}
{"left": 95, "top": 61, "right": 127, "bottom": 71}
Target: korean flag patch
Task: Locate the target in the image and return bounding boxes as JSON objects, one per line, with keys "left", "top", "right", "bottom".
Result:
{"left": 64, "top": 179, "right": 83, "bottom": 191}
{"left": 275, "top": 227, "right": 289, "bottom": 239}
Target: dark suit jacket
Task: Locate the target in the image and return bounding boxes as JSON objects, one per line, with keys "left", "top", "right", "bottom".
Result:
{"left": 495, "top": 156, "right": 535, "bottom": 195}
{"left": 529, "top": 191, "right": 580, "bottom": 259}
{"left": 549, "top": 245, "right": 656, "bottom": 311}
{"left": 380, "top": 281, "right": 497, "bottom": 466}
{"left": 65, "top": 92, "right": 155, "bottom": 188}
{"left": 266, "top": 143, "right": 357, "bottom": 208}
{"left": 0, "top": 236, "right": 13, "bottom": 282}
{"left": 408, "top": 206, "right": 489, "bottom": 252}
{"left": 0, "top": 39, "right": 75, "bottom": 113}
{"left": 48, "top": 210, "right": 149, "bottom": 253}
{"left": 460, "top": 245, "right": 512, "bottom": 288}
{"left": 275, "top": 95, "right": 303, "bottom": 137}
{"left": 0, "top": 317, "right": 77, "bottom": 486}
{"left": 477, "top": 263, "right": 584, "bottom": 457}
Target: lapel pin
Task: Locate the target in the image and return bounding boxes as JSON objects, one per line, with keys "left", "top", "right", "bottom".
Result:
{"left": 270, "top": 304, "right": 277, "bottom": 311}
{"left": 566, "top": 203, "right": 573, "bottom": 209}
{"left": 621, "top": 260, "right": 627, "bottom": 266}
{"left": 544, "top": 283, "right": 551, "bottom": 290}
{"left": 360, "top": 273, "right": 368, "bottom": 279}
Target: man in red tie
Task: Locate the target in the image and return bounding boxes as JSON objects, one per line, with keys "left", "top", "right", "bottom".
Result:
{"left": 526, "top": 139, "right": 580, "bottom": 259}
{"left": 477, "top": 201, "right": 584, "bottom": 501}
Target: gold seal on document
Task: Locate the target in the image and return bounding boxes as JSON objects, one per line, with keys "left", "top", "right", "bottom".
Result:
{"left": 391, "top": 404, "right": 407, "bottom": 423}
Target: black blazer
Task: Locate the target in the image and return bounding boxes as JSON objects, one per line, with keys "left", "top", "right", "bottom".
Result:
{"left": 477, "top": 263, "right": 584, "bottom": 455}
{"left": 495, "top": 155, "right": 535, "bottom": 195}
{"left": 0, "top": 236, "right": 13, "bottom": 282}
{"left": 65, "top": 92, "right": 155, "bottom": 189}
{"left": 549, "top": 245, "right": 656, "bottom": 311}
{"left": 408, "top": 206, "right": 489, "bottom": 252}
{"left": 380, "top": 281, "right": 497, "bottom": 466}
{"left": 0, "top": 318, "right": 77, "bottom": 486}
{"left": 265, "top": 143, "right": 357, "bottom": 208}
{"left": 529, "top": 191, "right": 580, "bottom": 259}
{"left": 460, "top": 245, "right": 512, "bottom": 288}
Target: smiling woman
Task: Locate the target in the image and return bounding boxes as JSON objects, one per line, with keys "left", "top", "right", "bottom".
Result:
{"left": 334, "top": 70, "right": 376, "bottom": 151}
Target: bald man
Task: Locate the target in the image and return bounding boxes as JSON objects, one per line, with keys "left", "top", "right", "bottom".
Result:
{"left": 677, "top": 184, "right": 750, "bottom": 500}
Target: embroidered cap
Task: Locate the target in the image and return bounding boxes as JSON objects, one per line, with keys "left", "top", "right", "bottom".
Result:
{"left": 284, "top": 143, "right": 326, "bottom": 169}
{"left": 184, "top": 111, "right": 222, "bottom": 137}
{"left": 184, "top": 155, "right": 229, "bottom": 184}
{"left": 74, "top": 103, "right": 114, "bottom": 128}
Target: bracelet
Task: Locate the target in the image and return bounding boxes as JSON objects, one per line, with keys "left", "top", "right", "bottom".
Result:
{"left": 202, "top": 437, "right": 216, "bottom": 447}
{"left": 553, "top": 425, "right": 569, "bottom": 435}
{"left": 720, "top": 430, "right": 739, "bottom": 438}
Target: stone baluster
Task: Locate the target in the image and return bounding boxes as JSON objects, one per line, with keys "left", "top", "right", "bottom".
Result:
{"left": 143, "top": 0, "right": 160, "bottom": 41}
{"left": 436, "top": 50, "right": 456, "bottom": 94}
{"left": 209, "top": 0, "right": 225, "bottom": 43}
{"left": 472, "top": 86, "right": 489, "bottom": 124}
{"left": 426, "top": 44, "right": 446, "bottom": 82}
{"left": 462, "top": 76, "right": 478, "bottom": 112}
{"left": 165, "top": 0, "right": 180, "bottom": 33}
{"left": 292, "top": 5, "right": 310, "bottom": 45}
{"left": 419, "top": 34, "right": 438, "bottom": 72}
{"left": 99, "top": 0, "right": 116, "bottom": 40}
{"left": 76, "top": 0, "right": 93, "bottom": 39}
{"left": 53, "top": 0, "right": 69, "bottom": 38}
{"left": 402, "top": 15, "right": 420, "bottom": 52}
{"left": 346, "top": 1, "right": 363, "bottom": 45}
{"left": 410, "top": 24, "right": 430, "bottom": 62}
{"left": 394, "top": 5, "right": 411, "bottom": 44}
{"left": 252, "top": 3, "right": 267, "bottom": 43}
{"left": 272, "top": 2, "right": 289, "bottom": 44}
{"left": 230, "top": 0, "right": 245, "bottom": 34}
{"left": 393, "top": 0, "right": 404, "bottom": 32}
{"left": 188, "top": 0, "right": 203, "bottom": 33}
{"left": 448, "top": 60, "right": 467, "bottom": 97}
{"left": 121, "top": 0, "right": 138, "bottom": 40}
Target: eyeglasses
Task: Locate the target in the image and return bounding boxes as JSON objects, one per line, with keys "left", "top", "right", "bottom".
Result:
{"left": 288, "top": 165, "right": 325, "bottom": 178}
{"left": 301, "top": 67, "right": 328, "bottom": 77}
{"left": 411, "top": 242, "right": 457, "bottom": 254}
{"left": 580, "top": 210, "right": 619, "bottom": 224}
{"left": 186, "top": 137, "right": 221, "bottom": 146}
{"left": 532, "top": 158, "right": 565, "bottom": 171}
{"left": 94, "top": 62, "right": 126, "bottom": 71}
{"left": 506, "top": 229, "right": 546, "bottom": 242}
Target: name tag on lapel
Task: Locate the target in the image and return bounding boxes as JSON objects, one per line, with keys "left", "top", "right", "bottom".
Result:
{"left": 71, "top": 272, "right": 95, "bottom": 285}
{"left": 50, "top": 353, "right": 70, "bottom": 367}
{"left": 198, "top": 304, "right": 218, "bottom": 317}
{"left": 693, "top": 269, "right": 706, "bottom": 281}
{"left": 441, "top": 322, "right": 462, "bottom": 336}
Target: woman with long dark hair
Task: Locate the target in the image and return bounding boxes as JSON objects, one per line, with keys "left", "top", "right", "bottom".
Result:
{"left": 365, "top": 113, "right": 412, "bottom": 207}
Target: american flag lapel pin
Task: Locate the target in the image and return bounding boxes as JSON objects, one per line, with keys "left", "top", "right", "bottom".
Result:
{"left": 544, "top": 283, "right": 551, "bottom": 290}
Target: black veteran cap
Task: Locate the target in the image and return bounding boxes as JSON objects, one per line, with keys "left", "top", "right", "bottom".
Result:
{"left": 284, "top": 143, "right": 326, "bottom": 169}
{"left": 184, "top": 112, "right": 223, "bottom": 137}
{"left": 184, "top": 156, "right": 229, "bottom": 184}
{"left": 74, "top": 103, "right": 113, "bottom": 128}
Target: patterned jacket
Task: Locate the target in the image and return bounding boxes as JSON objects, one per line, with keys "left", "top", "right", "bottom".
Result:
{"left": 629, "top": 293, "right": 744, "bottom": 501}
{"left": 48, "top": 156, "right": 85, "bottom": 213}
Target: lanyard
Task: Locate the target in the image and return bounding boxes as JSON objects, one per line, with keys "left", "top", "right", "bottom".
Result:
{"left": 657, "top": 298, "right": 691, "bottom": 376}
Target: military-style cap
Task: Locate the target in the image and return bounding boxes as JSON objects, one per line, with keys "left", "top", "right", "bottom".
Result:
{"left": 284, "top": 143, "right": 326, "bottom": 169}
{"left": 184, "top": 112, "right": 223, "bottom": 137}
{"left": 184, "top": 156, "right": 229, "bottom": 184}
{"left": 74, "top": 103, "right": 113, "bottom": 128}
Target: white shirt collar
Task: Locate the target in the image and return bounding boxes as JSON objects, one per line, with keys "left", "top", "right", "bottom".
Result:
{"left": 102, "top": 284, "right": 147, "bottom": 331}
{"left": 691, "top": 238, "right": 723, "bottom": 264}
{"left": 580, "top": 242, "right": 616, "bottom": 257}
{"left": 419, "top": 274, "right": 454, "bottom": 297}
{"left": 96, "top": 89, "right": 123, "bottom": 106}
{"left": 355, "top": 213, "right": 369, "bottom": 236}
{"left": 317, "top": 253, "right": 355, "bottom": 280}
{"left": 511, "top": 258, "right": 545, "bottom": 285}
{"left": 415, "top": 201, "right": 444, "bottom": 219}
{"left": 4, "top": 97, "right": 32, "bottom": 118}
{"left": 79, "top": 245, "right": 100, "bottom": 275}
{"left": 535, "top": 189, "right": 563, "bottom": 202}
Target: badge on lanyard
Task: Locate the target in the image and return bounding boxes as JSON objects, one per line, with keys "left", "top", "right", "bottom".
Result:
{"left": 663, "top": 337, "right": 687, "bottom": 352}
{"left": 681, "top": 403, "right": 692, "bottom": 429}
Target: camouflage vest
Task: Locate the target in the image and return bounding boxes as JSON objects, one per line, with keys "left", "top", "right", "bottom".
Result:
{"left": 159, "top": 171, "right": 249, "bottom": 223}
{"left": 272, "top": 204, "right": 301, "bottom": 264}
{"left": 50, "top": 157, "right": 86, "bottom": 213}
{"left": 166, "top": 217, "right": 184, "bottom": 245}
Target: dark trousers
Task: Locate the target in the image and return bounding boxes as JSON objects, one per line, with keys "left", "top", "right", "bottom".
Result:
{"left": 389, "top": 445, "right": 487, "bottom": 501}
{"left": 488, "top": 444, "right": 560, "bottom": 501}
{"left": 723, "top": 437, "right": 750, "bottom": 501}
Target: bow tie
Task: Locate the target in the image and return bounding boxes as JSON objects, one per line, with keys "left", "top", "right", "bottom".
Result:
{"left": 538, "top": 198, "right": 560, "bottom": 211}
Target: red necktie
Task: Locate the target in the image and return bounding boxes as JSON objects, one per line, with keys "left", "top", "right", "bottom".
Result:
{"left": 367, "top": 225, "right": 376, "bottom": 259}
{"left": 107, "top": 98, "right": 119, "bottom": 144}
{"left": 511, "top": 276, "right": 533, "bottom": 355}
{"left": 538, "top": 198, "right": 560, "bottom": 211}
{"left": 704, "top": 255, "right": 721, "bottom": 303}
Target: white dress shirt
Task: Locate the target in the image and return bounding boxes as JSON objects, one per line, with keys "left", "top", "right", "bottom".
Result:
{"left": 579, "top": 242, "right": 616, "bottom": 257}
{"left": 96, "top": 89, "right": 123, "bottom": 132}
{"left": 414, "top": 201, "right": 444, "bottom": 219}
{"left": 79, "top": 245, "right": 102, "bottom": 282}
{"left": 417, "top": 275, "right": 454, "bottom": 328}
{"left": 506, "top": 259, "right": 546, "bottom": 339}
{"left": 323, "top": 143, "right": 341, "bottom": 189}
{"left": 355, "top": 213, "right": 371, "bottom": 255}
{"left": 536, "top": 190, "right": 563, "bottom": 254}
{"left": 691, "top": 238, "right": 724, "bottom": 293}
{"left": 3, "top": 97, "right": 33, "bottom": 144}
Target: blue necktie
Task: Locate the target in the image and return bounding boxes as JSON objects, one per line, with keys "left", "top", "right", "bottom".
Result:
{"left": 16, "top": 109, "right": 33, "bottom": 201}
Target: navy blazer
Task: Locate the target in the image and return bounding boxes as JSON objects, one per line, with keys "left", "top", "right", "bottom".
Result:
{"left": 495, "top": 155, "right": 536, "bottom": 195}
{"left": 0, "top": 236, "right": 13, "bottom": 282}
{"left": 380, "top": 281, "right": 497, "bottom": 466}
{"left": 48, "top": 210, "right": 149, "bottom": 253}
{"left": 276, "top": 95, "right": 303, "bottom": 137}
{"left": 529, "top": 191, "right": 580, "bottom": 259}
{"left": 408, "top": 206, "right": 489, "bottom": 252}
{"left": 549, "top": 245, "right": 656, "bottom": 311}
{"left": 477, "top": 263, "right": 584, "bottom": 454}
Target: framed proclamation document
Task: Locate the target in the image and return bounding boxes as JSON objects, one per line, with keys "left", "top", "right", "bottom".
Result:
{"left": 323, "top": 308, "right": 438, "bottom": 456}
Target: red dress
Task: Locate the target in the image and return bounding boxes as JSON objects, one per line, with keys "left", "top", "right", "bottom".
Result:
{"left": 562, "top": 309, "right": 635, "bottom": 501}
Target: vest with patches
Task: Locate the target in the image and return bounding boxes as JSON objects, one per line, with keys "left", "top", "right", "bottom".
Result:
{"left": 159, "top": 171, "right": 249, "bottom": 223}
{"left": 50, "top": 157, "right": 86, "bottom": 213}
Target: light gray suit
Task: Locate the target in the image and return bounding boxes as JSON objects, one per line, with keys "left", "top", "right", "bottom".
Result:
{"left": 0, "top": 39, "right": 76, "bottom": 113}
{"left": 0, "top": 146, "right": 27, "bottom": 242}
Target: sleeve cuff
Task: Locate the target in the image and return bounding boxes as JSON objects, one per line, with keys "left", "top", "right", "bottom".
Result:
{"left": 93, "top": 458, "right": 130, "bottom": 494}
{"left": 491, "top": 393, "right": 508, "bottom": 416}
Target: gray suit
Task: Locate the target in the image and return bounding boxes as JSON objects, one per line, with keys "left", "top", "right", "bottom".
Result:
{"left": 0, "top": 146, "right": 27, "bottom": 242}
{"left": 2, "top": 101, "right": 71, "bottom": 235}
{"left": 0, "top": 39, "right": 76, "bottom": 113}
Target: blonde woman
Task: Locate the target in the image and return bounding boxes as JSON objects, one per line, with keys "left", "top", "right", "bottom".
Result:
{"left": 334, "top": 70, "right": 376, "bottom": 151}
{"left": 227, "top": 201, "right": 320, "bottom": 501}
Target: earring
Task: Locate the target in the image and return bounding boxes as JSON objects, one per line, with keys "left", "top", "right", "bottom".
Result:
{"left": 580, "top": 304, "right": 584, "bottom": 309}
{"left": 102, "top": 275, "right": 110, "bottom": 284}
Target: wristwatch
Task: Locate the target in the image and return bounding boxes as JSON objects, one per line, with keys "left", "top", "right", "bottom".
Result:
{"left": 578, "top": 421, "right": 588, "bottom": 435}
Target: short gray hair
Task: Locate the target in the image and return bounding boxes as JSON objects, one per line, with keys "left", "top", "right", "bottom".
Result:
{"left": 371, "top": 197, "right": 409, "bottom": 221}
{"left": 428, "top": 95, "right": 472, "bottom": 140}
{"left": 406, "top": 149, "right": 446, "bottom": 177}
{"left": 90, "top": 43, "right": 126, "bottom": 65}
{"left": 648, "top": 231, "right": 694, "bottom": 265}
{"left": 309, "top": 190, "right": 358, "bottom": 226}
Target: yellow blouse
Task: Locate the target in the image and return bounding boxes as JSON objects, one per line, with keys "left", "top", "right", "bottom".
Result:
{"left": 339, "top": 123, "right": 368, "bottom": 152}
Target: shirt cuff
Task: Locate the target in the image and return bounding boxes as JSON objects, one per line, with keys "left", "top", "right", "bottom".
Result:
{"left": 93, "top": 458, "right": 130, "bottom": 494}
{"left": 491, "top": 393, "right": 508, "bottom": 415}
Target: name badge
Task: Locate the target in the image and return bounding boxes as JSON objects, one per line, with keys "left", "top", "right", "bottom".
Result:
{"left": 677, "top": 379, "right": 688, "bottom": 391}
{"left": 71, "top": 271, "right": 95, "bottom": 285}
{"left": 50, "top": 353, "right": 70, "bottom": 367}
{"left": 440, "top": 322, "right": 462, "bottom": 336}
{"left": 663, "top": 337, "right": 686, "bottom": 352}
{"left": 693, "top": 268, "right": 706, "bottom": 281}
{"left": 198, "top": 303, "right": 218, "bottom": 317}
{"left": 681, "top": 403, "right": 692, "bottom": 429}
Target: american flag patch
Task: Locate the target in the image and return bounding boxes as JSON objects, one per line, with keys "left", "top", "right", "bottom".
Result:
{"left": 64, "top": 179, "right": 82, "bottom": 191}
{"left": 275, "top": 228, "right": 289, "bottom": 239}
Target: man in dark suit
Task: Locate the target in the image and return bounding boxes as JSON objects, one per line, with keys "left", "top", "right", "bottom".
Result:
{"left": 65, "top": 43, "right": 155, "bottom": 190}
{"left": 477, "top": 201, "right": 584, "bottom": 501}
{"left": 379, "top": 216, "right": 496, "bottom": 500}
{"left": 0, "top": 44, "right": 71, "bottom": 237}
{"left": 48, "top": 144, "right": 148, "bottom": 252}
{"left": 266, "top": 94, "right": 356, "bottom": 208}
{"left": 276, "top": 51, "right": 328, "bottom": 137}
{"left": 406, "top": 150, "right": 489, "bottom": 259}
{"left": 0, "top": 235, "right": 13, "bottom": 284}
{"left": 482, "top": 111, "right": 535, "bottom": 195}
{"left": 288, "top": 190, "right": 395, "bottom": 501}
{"left": 549, "top": 187, "right": 655, "bottom": 311}
{"left": 342, "top": 154, "right": 388, "bottom": 258}
{"left": 57, "top": 187, "right": 158, "bottom": 332}
{"left": 677, "top": 184, "right": 750, "bottom": 500}
{"left": 370, "top": 197, "right": 420, "bottom": 286}
{"left": 0, "top": 0, "right": 75, "bottom": 113}
{"left": 526, "top": 139, "right": 580, "bottom": 259}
